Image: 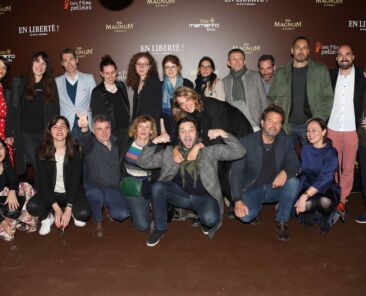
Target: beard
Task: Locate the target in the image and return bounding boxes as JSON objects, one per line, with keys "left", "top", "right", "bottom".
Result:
{"left": 338, "top": 60, "right": 352, "bottom": 70}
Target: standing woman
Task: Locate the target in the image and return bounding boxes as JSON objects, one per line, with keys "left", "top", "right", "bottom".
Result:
{"left": 126, "top": 52, "right": 162, "bottom": 132}
{"left": 90, "top": 55, "right": 130, "bottom": 144}
{"left": 161, "top": 55, "right": 193, "bottom": 140}
{"left": 194, "top": 56, "right": 225, "bottom": 101}
{"left": 294, "top": 118, "right": 340, "bottom": 234}
{"left": 8, "top": 51, "right": 60, "bottom": 181}
{"left": 26, "top": 116, "right": 90, "bottom": 235}
{"left": 0, "top": 57, "right": 14, "bottom": 164}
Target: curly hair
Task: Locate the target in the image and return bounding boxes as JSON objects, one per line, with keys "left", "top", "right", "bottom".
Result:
{"left": 128, "top": 115, "right": 157, "bottom": 140}
{"left": 126, "top": 52, "right": 158, "bottom": 90}
{"left": 172, "top": 86, "right": 204, "bottom": 121}
{"left": 37, "top": 116, "right": 79, "bottom": 160}
{"left": 25, "top": 51, "right": 56, "bottom": 103}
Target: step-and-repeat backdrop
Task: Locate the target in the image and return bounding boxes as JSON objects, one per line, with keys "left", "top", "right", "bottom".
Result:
{"left": 1, "top": 0, "right": 365, "bottom": 83}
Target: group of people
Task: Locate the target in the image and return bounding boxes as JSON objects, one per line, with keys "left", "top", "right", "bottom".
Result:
{"left": 0, "top": 35, "right": 365, "bottom": 246}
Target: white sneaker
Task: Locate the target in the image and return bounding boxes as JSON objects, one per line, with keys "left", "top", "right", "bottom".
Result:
{"left": 39, "top": 213, "right": 54, "bottom": 235}
{"left": 73, "top": 216, "right": 86, "bottom": 227}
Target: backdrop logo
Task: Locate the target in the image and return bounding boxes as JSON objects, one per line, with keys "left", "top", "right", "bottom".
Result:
{"left": 105, "top": 21, "right": 134, "bottom": 33}
{"left": 140, "top": 43, "right": 184, "bottom": 55}
{"left": 348, "top": 20, "right": 366, "bottom": 31}
{"left": 315, "top": 0, "right": 343, "bottom": 7}
{"left": 189, "top": 18, "right": 220, "bottom": 32}
{"left": 314, "top": 42, "right": 339, "bottom": 55}
{"left": 75, "top": 46, "right": 94, "bottom": 58}
{"left": 0, "top": 49, "right": 15, "bottom": 62}
{"left": 64, "top": 0, "right": 93, "bottom": 11}
{"left": 0, "top": 4, "right": 11, "bottom": 15}
{"left": 274, "top": 19, "right": 302, "bottom": 31}
{"left": 18, "top": 24, "right": 60, "bottom": 37}
{"left": 146, "top": 0, "right": 175, "bottom": 7}
{"left": 224, "top": 0, "right": 268, "bottom": 6}
{"left": 233, "top": 43, "right": 261, "bottom": 55}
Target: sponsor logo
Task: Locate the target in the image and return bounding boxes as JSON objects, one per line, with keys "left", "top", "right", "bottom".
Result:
{"left": 0, "top": 4, "right": 11, "bottom": 15}
{"left": 105, "top": 21, "right": 134, "bottom": 33}
{"left": 64, "top": 0, "right": 92, "bottom": 11}
{"left": 75, "top": 46, "right": 94, "bottom": 58}
{"left": 0, "top": 49, "right": 15, "bottom": 62}
{"left": 233, "top": 43, "right": 261, "bottom": 55}
{"left": 189, "top": 18, "right": 220, "bottom": 32}
{"left": 224, "top": 0, "right": 268, "bottom": 6}
{"left": 274, "top": 19, "right": 302, "bottom": 31}
{"left": 315, "top": 0, "right": 343, "bottom": 7}
{"left": 18, "top": 24, "right": 60, "bottom": 37}
{"left": 117, "top": 70, "right": 128, "bottom": 81}
{"left": 146, "top": 0, "right": 176, "bottom": 8}
{"left": 348, "top": 20, "right": 366, "bottom": 31}
{"left": 314, "top": 42, "right": 339, "bottom": 55}
{"left": 140, "top": 43, "right": 184, "bottom": 55}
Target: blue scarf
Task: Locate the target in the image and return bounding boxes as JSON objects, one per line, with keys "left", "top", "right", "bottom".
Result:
{"left": 162, "top": 75, "right": 184, "bottom": 116}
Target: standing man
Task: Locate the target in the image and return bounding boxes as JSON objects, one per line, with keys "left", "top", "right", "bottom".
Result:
{"left": 230, "top": 105, "right": 300, "bottom": 241}
{"left": 55, "top": 48, "right": 96, "bottom": 140}
{"left": 258, "top": 54, "right": 276, "bottom": 95}
{"left": 268, "top": 36, "right": 334, "bottom": 146}
{"left": 328, "top": 44, "right": 366, "bottom": 215}
{"left": 223, "top": 48, "right": 267, "bottom": 132}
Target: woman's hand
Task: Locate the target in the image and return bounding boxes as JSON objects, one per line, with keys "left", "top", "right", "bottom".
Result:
{"left": 5, "top": 190, "right": 19, "bottom": 211}
{"left": 152, "top": 133, "right": 170, "bottom": 144}
{"left": 172, "top": 146, "right": 184, "bottom": 163}
{"left": 187, "top": 143, "right": 204, "bottom": 161}
{"left": 294, "top": 194, "right": 308, "bottom": 214}
{"left": 52, "top": 203, "right": 63, "bottom": 228}
{"left": 61, "top": 206, "right": 72, "bottom": 229}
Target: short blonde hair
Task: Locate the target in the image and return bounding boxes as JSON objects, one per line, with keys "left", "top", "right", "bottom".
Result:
{"left": 172, "top": 86, "right": 204, "bottom": 121}
{"left": 128, "top": 115, "right": 157, "bottom": 140}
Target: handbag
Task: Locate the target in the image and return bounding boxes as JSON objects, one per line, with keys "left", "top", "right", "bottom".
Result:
{"left": 120, "top": 176, "right": 142, "bottom": 198}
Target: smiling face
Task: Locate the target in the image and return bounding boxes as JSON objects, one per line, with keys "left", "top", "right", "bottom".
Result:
{"left": 0, "top": 141, "right": 6, "bottom": 162}
{"left": 136, "top": 120, "right": 152, "bottom": 142}
{"left": 32, "top": 56, "right": 47, "bottom": 80}
{"left": 164, "top": 61, "right": 180, "bottom": 79}
{"left": 175, "top": 95, "right": 196, "bottom": 113}
{"left": 199, "top": 60, "right": 213, "bottom": 78}
{"left": 336, "top": 45, "right": 354, "bottom": 70}
{"left": 227, "top": 51, "right": 245, "bottom": 72}
{"left": 0, "top": 59, "right": 7, "bottom": 80}
{"left": 51, "top": 119, "right": 69, "bottom": 143}
{"left": 135, "top": 56, "right": 151, "bottom": 80}
{"left": 101, "top": 64, "right": 117, "bottom": 85}
{"left": 94, "top": 120, "right": 111, "bottom": 143}
{"left": 258, "top": 59, "right": 275, "bottom": 82}
{"left": 61, "top": 53, "right": 78, "bottom": 76}
{"left": 306, "top": 121, "right": 326, "bottom": 147}
{"left": 178, "top": 121, "right": 197, "bottom": 149}
{"left": 261, "top": 111, "right": 283, "bottom": 140}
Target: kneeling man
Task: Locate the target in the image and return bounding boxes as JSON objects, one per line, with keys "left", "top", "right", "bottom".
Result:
{"left": 231, "top": 105, "right": 300, "bottom": 241}
{"left": 138, "top": 116, "right": 246, "bottom": 246}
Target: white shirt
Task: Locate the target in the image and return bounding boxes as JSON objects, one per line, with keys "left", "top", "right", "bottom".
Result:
{"left": 328, "top": 66, "right": 355, "bottom": 131}
{"left": 54, "top": 153, "right": 66, "bottom": 193}
{"left": 65, "top": 71, "right": 79, "bottom": 86}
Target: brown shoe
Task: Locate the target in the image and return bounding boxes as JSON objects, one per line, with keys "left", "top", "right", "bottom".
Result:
{"left": 93, "top": 222, "right": 104, "bottom": 238}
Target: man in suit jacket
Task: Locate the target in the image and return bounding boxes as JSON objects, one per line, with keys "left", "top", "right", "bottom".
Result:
{"left": 55, "top": 48, "right": 96, "bottom": 140}
{"left": 138, "top": 116, "right": 246, "bottom": 247}
{"left": 223, "top": 48, "right": 268, "bottom": 132}
{"left": 328, "top": 44, "right": 366, "bottom": 215}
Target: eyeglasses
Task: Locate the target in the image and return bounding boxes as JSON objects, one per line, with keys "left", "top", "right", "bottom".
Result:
{"left": 136, "top": 63, "right": 150, "bottom": 68}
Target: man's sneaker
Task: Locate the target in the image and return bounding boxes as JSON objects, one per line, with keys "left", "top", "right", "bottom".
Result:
{"left": 275, "top": 221, "right": 289, "bottom": 241}
{"left": 39, "top": 213, "right": 54, "bottom": 235}
{"left": 250, "top": 214, "right": 262, "bottom": 225}
{"left": 354, "top": 212, "right": 366, "bottom": 224}
{"left": 146, "top": 229, "right": 167, "bottom": 247}
{"left": 226, "top": 205, "right": 235, "bottom": 219}
{"left": 73, "top": 216, "right": 86, "bottom": 227}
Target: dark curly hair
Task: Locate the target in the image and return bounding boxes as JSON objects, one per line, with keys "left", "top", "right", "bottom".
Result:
{"left": 126, "top": 52, "right": 158, "bottom": 90}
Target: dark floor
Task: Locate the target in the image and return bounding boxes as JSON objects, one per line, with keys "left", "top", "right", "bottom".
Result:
{"left": 1, "top": 193, "right": 366, "bottom": 296}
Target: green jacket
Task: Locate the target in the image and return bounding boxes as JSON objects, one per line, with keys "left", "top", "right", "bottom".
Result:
{"left": 268, "top": 58, "right": 333, "bottom": 133}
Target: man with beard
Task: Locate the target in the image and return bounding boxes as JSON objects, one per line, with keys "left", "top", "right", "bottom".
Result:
{"left": 328, "top": 44, "right": 366, "bottom": 218}
{"left": 137, "top": 116, "right": 246, "bottom": 246}
{"left": 258, "top": 54, "right": 276, "bottom": 95}
{"left": 268, "top": 36, "right": 333, "bottom": 147}
{"left": 231, "top": 105, "right": 300, "bottom": 241}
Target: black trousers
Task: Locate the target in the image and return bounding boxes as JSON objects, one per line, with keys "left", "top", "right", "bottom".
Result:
{"left": 0, "top": 195, "right": 26, "bottom": 222}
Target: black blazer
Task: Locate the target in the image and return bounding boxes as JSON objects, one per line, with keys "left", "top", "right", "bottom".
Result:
{"left": 36, "top": 147, "right": 84, "bottom": 206}
{"left": 90, "top": 81, "right": 130, "bottom": 132}
{"left": 329, "top": 67, "right": 366, "bottom": 126}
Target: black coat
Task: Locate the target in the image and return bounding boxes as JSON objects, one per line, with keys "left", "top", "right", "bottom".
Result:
{"left": 8, "top": 76, "right": 60, "bottom": 175}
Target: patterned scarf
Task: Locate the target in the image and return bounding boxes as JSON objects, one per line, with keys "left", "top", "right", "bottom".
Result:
{"left": 162, "top": 75, "right": 184, "bottom": 116}
{"left": 178, "top": 138, "right": 201, "bottom": 188}
{"left": 194, "top": 73, "right": 215, "bottom": 97}
{"left": 230, "top": 66, "right": 247, "bottom": 102}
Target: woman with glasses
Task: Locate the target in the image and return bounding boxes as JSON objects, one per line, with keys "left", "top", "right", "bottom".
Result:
{"left": 126, "top": 52, "right": 162, "bottom": 133}
{"left": 194, "top": 56, "right": 225, "bottom": 102}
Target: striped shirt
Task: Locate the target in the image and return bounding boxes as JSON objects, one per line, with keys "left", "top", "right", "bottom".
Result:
{"left": 124, "top": 141, "right": 151, "bottom": 179}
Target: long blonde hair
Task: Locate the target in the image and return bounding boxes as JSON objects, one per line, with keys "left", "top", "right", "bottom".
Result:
{"left": 172, "top": 86, "right": 204, "bottom": 121}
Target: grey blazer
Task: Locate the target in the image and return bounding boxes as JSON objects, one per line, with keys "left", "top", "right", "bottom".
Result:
{"left": 55, "top": 72, "right": 96, "bottom": 128}
{"left": 137, "top": 134, "right": 246, "bottom": 233}
{"left": 223, "top": 69, "right": 267, "bottom": 128}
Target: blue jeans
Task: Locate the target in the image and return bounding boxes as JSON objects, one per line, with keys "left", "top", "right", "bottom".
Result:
{"left": 124, "top": 194, "right": 151, "bottom": 231}
{"left": 288, "top": 122, "right": 308, "bottom": 148}
{"left": 239, "top": 177, "right": 299, "bottom": 223}
{"left": 151, "top": 181, "right": 220, "bottom": 231}
{"left": 85, "top": 184, "right": 129, "bottom": 223}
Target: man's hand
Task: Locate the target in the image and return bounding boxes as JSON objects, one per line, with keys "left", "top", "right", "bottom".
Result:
{"left": 208, "top": 129, "right": 228, "bottom": 140}
{"left": 172, "top": 146, "right": 184, "bottom": 164}
{"left": 272, "top": 170, "right": 287, "bottom": 189}
{"left": 234, "top": 200, "right": 249, "bottom": 218}
{"left": 187, "top": 143, "right": 204, "bottom": 161}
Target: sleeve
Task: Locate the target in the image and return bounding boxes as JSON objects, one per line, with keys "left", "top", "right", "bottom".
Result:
{"left": 79, "top": 131, "right": 94, "bottom": 155}
{"left": 229, "top": 137, "right": 247, "bottom": 201}
{"left": 211, "top": 134, "right": 246, "bottom": 162}
{"left": 66, "top": 151, "right": 83, "bottom": 205}
{"left": 281, "top": 136, "right": 301, "bottom": 179}
{"left": 214, "top": 79, "right": 225, "bottom": 101}
{"left": 90, "top": 87, "right": 105, "bottom": 118}
{"left": 36, "top": 158, "right": 56, "bottom": 206}
{"left": 311, "top": 148, "right": 338, "bottom": 193}
{"left": 5, "top": 165, "right": 19, "bottom": 191}
{"left": 137, "top": 144, "right": 164, "bottom": 170}
{"left": 313, "top": 67, "right": 334, "bottom": 121}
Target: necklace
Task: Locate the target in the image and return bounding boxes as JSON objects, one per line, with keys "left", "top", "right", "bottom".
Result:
{"left": 104, "top": 82, "right": 117, "bottom": 93}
